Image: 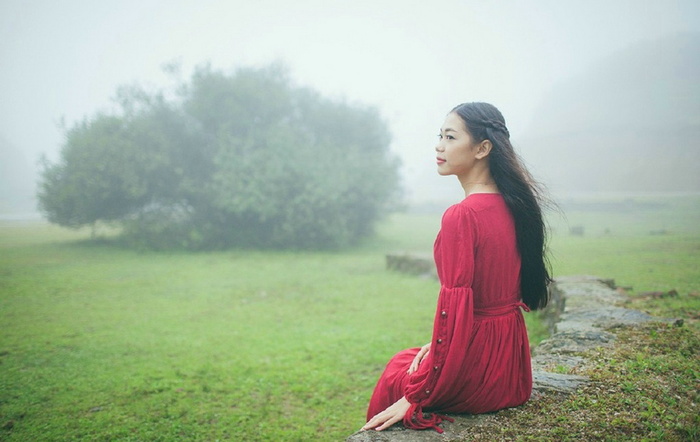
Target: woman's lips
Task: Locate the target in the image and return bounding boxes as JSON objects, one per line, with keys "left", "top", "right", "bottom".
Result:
{"left": 436, "top": 157, "right": 446, "bottom": 165}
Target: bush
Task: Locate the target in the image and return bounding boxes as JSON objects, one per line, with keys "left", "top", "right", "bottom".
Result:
{"left": 38, "top": 64, "right": 401, "bottom": 249}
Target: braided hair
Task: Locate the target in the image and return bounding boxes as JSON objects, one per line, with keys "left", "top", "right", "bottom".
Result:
{"left": 450, "top": 102, "right": 552, "bottom": 310}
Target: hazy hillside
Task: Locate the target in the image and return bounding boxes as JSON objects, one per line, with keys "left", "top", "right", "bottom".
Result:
{"left": 521, "top": 33, "right": 700, "bottom": 193}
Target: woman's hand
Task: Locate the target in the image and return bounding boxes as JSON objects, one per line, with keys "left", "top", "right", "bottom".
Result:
{"left": 407, "top": 343, "right": 431, "bottom": 375}
{"left": 361, "top": 396, "right": 411, "bottom": 431}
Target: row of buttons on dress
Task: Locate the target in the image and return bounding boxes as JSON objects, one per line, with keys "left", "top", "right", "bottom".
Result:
{"left": 426, "top": 310, "right": 448, "bottom": 395}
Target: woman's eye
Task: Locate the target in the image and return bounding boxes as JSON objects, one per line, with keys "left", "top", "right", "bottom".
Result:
{"left": 446, "top": 135, "right": 455, "bottom": 140}
{"left": 437, "top": 134, "right": 443, "bottom": 139}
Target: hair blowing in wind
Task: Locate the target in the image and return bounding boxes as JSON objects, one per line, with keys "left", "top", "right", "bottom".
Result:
{"left": 451, "top": 102, "right": 553, "bottom": 310}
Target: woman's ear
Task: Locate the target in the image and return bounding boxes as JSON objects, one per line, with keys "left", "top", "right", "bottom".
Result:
{"left": 475, "top": 140, "right": 493, "bottom": 159}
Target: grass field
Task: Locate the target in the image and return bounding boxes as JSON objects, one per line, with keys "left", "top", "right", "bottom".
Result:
{"left": 1, "top": 193, "right": 698, "bottom": 440}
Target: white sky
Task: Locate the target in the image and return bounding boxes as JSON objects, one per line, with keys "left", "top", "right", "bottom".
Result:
{"left": 1, "top": 0, "right": 699, "bottom": 204}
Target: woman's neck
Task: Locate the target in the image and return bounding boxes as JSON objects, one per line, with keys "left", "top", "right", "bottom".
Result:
{"left": 462, "top": 182, "right": 499, "bottom": 197}
{"left": 458, "top": 171, "right": 498, "bottom": 197}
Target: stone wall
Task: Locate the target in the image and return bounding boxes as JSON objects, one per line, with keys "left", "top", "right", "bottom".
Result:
{"left": 385, "top": 254, "right": 436, "bottom": 279}
{"left": 347, "top": 276, "right": 666, "bottom": 441}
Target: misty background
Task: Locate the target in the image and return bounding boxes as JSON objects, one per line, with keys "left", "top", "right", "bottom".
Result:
{"left": 2, "top": 0, "right": 699, "bottom": 218}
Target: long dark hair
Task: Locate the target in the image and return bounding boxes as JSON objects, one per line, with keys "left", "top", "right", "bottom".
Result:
{"left": 451, "top": 102, "right": 552, "bottom": 310}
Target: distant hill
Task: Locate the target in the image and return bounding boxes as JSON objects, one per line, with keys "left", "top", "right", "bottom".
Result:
{"left": 520, "top": 33, "right": 700, "bottom": 193}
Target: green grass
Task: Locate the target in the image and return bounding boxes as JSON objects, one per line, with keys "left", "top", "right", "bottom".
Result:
{"left": 1, "top": 193, "right": 698, "bottom": 440}
{"left": 546, "top": 193, "right": 700, "bottom": 330}
{"left": 1, "top": 222, "right": 440, "bottom": 441}
{"left": 480, "top": 321, "right": 700, "bottom": 441}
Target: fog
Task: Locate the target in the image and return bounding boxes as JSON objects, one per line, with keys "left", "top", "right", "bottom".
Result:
{"left": 2, "top": 0, "right": 699, "bottom": 216}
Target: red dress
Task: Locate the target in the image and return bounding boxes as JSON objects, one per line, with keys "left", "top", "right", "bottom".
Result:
{"left": 366, "top": 194, "right": 532, "bottom": 432}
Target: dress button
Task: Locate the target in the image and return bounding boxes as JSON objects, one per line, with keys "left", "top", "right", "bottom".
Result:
{"left": 441, "top": 310, "right": 447, "bottom": 317}
{"left": 437, "top": 339, "right": 443, "bottom": 344}
{"left": 433, "top": 365, "right": 439, "bottom": 371}
{"left": 425, "top": 389, "right": 430, "bottom": 395}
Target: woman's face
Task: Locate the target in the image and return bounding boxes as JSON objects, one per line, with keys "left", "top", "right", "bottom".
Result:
{"left": 435, "top": 112, "right": 480, "bottom": 178}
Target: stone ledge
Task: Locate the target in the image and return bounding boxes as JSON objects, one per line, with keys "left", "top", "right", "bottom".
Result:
{"left": 386, "top": 253, "right": 436, "bottom": 279}
{"left": 347, "top": 276, "right": 667, "bottom": 441}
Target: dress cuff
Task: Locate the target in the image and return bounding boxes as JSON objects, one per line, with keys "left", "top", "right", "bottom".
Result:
{"left": 402, "top": 402, "right": 454, "bottom": 433}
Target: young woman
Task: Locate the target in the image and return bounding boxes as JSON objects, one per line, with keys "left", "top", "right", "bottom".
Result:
{"left": 362, "top": 102, "right": 552, "bottom": 433}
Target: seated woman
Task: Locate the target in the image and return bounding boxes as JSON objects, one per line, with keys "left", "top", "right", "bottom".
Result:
{"left": 362, "top": 102, "right": 552, "bottom": 433}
